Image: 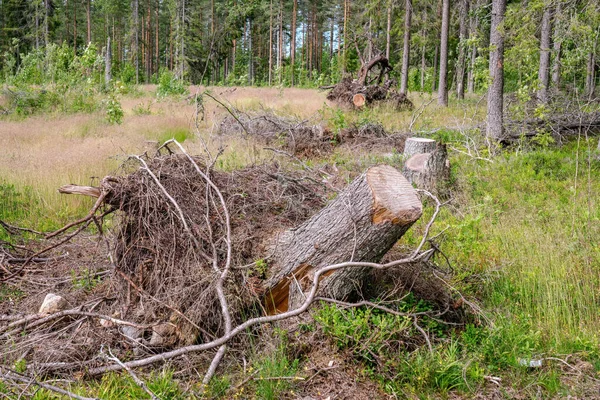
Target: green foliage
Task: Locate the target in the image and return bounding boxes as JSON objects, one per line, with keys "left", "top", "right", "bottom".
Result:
{"left": 105, "top": 93, "right": 124, "bottom": 124}
{"left": 70, "top": 268, "right": 103, "bottom": 291}
{"left": 158, "top": 128, "right": 189, "bottom": 145}
{"left": 247, "top": 331, "right": 301, "bottom": 400}
{"left": 157, "top": 69, "right": 188, "bottom": 98}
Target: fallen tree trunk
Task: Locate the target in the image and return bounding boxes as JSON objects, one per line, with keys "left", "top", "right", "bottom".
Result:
{"left": 265, "top": 165, "right": 422, "bottom": 313}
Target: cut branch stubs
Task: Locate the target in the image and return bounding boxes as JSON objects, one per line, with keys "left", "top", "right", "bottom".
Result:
{"left": 265, "top": 165, "right": 423, "bottom": 314}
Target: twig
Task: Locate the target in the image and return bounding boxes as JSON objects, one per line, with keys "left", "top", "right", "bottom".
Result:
{"left": 203, "top": 92, "right": 249, "bottom": 135}
{"left": 409, "top": 97, "right": 436, "bottom": 132}
{"left": 0, "top": 309, "right": 155, "bottom": 338}
{"left": 105, "top": 347, "right": 161, "bottom": 400}
{"left": 0, "top": 367, "right": 98, "bottom": 400}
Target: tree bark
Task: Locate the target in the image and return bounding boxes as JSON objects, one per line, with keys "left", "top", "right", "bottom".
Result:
{"left": 538, "top": 6, "right": 552, "bottom": 104}
{"left": 291, "top": 0, "right": 297, "bottom": 85}
{"left": 404, "top": 137, "right": 437, "bottom": 158}
{"left": 386, "top": 1, "right": 392, "bottom": 60}
{"left": 486, "top": 0, "right": 507, "bottom": 141}
{"left": 87, "top": 0, "right": 91, "bottom": 44}
{"left": 437, "top": 0, "right": 450, "bottom": 106}
{"left": 586, "top": 51, "right": 596, "bottom": 100}
{"left": 133, "top": 0, "right": 139, "bottom": 84}
{"left": 403, "top": 139, "right": 449, "bottom": 195}
{"left": 400, "top": 0, "right": 412, "bottom": 95}
{"left": 105, "top": 36, "right": 112, "bottom": 86}
{"left": 269, "top": 0, "right": 273, "bottom": 85}
{"left": 456, "top": 0, "right": 469, "bottom": 99}
{"left": 265, "top": 165, "right": 422, "bottom": 313}
{"left": 278, "top": 0, "right": 283, "bottom": 84}
{"left": 551, "top": 2, "right": 562, "bottom": 87}
{"left": 432, "top": 43, "right": 438, "bottom": 93}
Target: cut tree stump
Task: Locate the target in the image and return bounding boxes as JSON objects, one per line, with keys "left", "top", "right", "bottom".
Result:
{"left": 264, "top": 165, "right": 422, "bottom": 314}
{"left": 353, "top": 93, "right": 366, "bottom": 108}
{"left": 402, "top": 138, "right": 450, "bottom": 196}
{"left": 403, "top": 137, "right": 437, "bottom": 158}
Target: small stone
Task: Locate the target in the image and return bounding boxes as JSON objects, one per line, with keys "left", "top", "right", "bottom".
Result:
{"left": 38, "top": 293, "right": 67, "bottom": 315}
{"left": 99, "top": 318, "right": 114, "bottom": 328}
{"left": 121, "top": 325, "right": 144, "bottom": 340}
{"left": 149, "top": 323, "right": 178, "bottom": 347}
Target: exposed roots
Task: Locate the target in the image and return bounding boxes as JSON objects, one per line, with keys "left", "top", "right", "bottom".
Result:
{"left": 325, "top": 77, "right": 414, "bottom": 110}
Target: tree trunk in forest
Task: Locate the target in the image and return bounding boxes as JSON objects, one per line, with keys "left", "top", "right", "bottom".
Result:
{"left": 269, "top": 0, "right": 273, "bottom": 85}
{"left": 551, "top": 2, "right": 562, "bottom": 87}
{"left": 456, "top": 0, "right": 469, "bottom": 99}
{"left": 403, "top": 138, "right": 449, "bottom": 196}
{"left": 44, "top": 0, "right": 49, "bottom": 47}
{"left": 400, "top": 0, "right": 412, "bottom": 95}
{"left": 386, "top": 1, "right": 392, "bottom": 60}
{"left": 432, "top": 44, "right": 438, "bottom": 93}
{"left": 421, "top": 43, "right": 426, "bottom": 92}
{"left": 87, "top": 0, "right": 91, "bottom": 44}
{"left": 278, "top": 0, "right": 283, "bottom": 84}
{"left": 586, "top": 46, "right": 596, "bottom": 100}
{"left": 343, "top": 0, "right": 348, "bottom": 73}
{"left": 105, "top": 36, "right": 112, "bottom": 86}
{"left": 248, "top": 19, "right": 253, "bottom": 85}
{"left": 291, "top": 0, "right": 297, "bottom": 85}
{"left": 73, "top": 0, "right": 78, "bottom": 51}
{"left": 264, "top": 165, "right": 423, "bottom": 313}
{"left": 467, "top": 42, "right": 476, "bottom": 93}
{"left": 437, "top": 0, "right": 449, "bottom": 106}
{"left": 486, "top": 0, "right": 507, "bottom": 141}
{"left": 133, "top": 0, "right": 139, "bottom": 84}
{"left": 538, "top": 6, "right": 552, "bottom": 104}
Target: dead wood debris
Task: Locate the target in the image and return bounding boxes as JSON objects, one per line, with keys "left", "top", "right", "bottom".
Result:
{"left": 325, "top": 76, "right": 414, "bottom": 111}
{"left": 217, "top": 109, "right": 410, "bottom": 156}
{"left": 0, "top": 144, "right": 470, "bottom": 388}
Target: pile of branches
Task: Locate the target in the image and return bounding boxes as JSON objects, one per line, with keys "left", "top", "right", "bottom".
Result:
{"left": 217, "top": 110, "right": 334, "bottom": 157}
{"left": 504, "top": 110, "right": 600, "bottom": 143}
{"left": 218, "top": 110, "right": 410, "bottom": 156}
{"left": 503, "top": 90, "right": 600, "bottom": 143}
{"left": 0, "top": 145, "right": 329, "bottom": 374}
{"left": 107, "top": 153, "right": 327, "bottom": 345}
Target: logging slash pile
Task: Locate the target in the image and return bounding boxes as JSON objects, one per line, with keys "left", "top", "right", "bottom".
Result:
{"left": 218, "top": 110, "right": 410, "bottom": 156}
{"left": 0, "top": 152, "right": 329, "bottom": 370}
{"left": 108, "top": 156, "right": 328, "bottom": 344}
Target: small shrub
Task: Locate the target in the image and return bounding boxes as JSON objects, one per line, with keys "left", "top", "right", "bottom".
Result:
{"left": 157, "top": 69, "right": 187, "bottom": 98}
{"left": 105, "top": 94, "right": 124, "bottom": 124}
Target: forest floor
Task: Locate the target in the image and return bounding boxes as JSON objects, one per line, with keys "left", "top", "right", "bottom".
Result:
{"left": 1, "top": 86, "right": 599, "bottom": 399}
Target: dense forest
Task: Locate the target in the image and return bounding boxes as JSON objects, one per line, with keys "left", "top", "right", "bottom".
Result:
{"left": 1, "top": 0, "right": 598, "bottom": 94}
